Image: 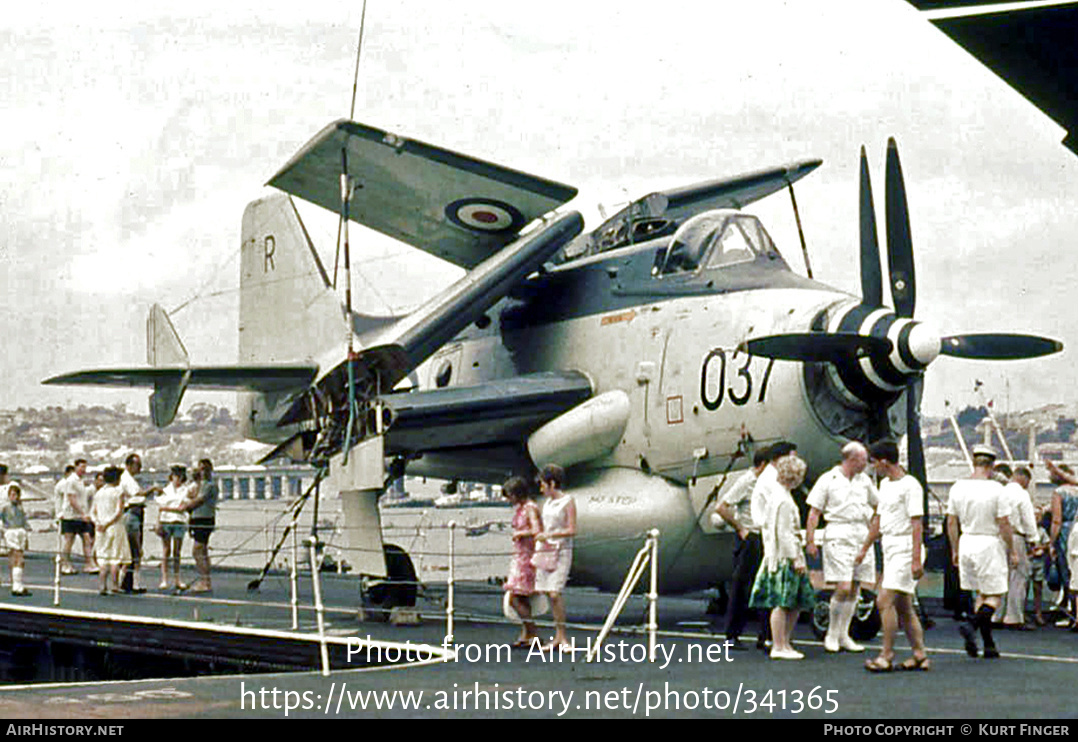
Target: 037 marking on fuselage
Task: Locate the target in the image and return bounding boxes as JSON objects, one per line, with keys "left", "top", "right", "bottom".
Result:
{"left": 700, "top": 350, "right": 775, "bottom": 410}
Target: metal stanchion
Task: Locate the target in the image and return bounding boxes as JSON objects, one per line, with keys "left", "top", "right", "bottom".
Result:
{"left": 308, "top": 536, "right": 330, "bottom": 677}
{"left": 588, "top": 530, "right": 661, "bottom": 663}
{"left": 445, "top": 521, "right": 456, "bottom": 649}
{"left": 53, "top": 526, "right": 61, "bottom": 606}
{"left": 290, "top": 513, "right": 299, "bottom": 630}
{"left": 647, "top": 529, "right": 659, "bottom": 662}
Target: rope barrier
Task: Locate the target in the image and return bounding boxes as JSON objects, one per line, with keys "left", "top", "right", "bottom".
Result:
{"left": 23, "top": 527, "right": 651, "bottom": 561}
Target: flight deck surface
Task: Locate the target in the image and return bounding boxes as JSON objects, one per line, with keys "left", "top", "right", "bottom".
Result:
{"left": 0, "top": 556, "right": 1074, "bottom": 720}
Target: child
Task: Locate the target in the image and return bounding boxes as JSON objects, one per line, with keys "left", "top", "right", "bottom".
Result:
{"left": 155, "top": 465, "right": 192, "bottom": 591}
{"left": 1030, "top": 506, "right": 1051, "bottom": 626}
{"left": 1, "top": 484, "right": 32, "bottom": 596}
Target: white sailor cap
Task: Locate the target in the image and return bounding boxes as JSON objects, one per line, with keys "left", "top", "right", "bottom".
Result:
{"left": 971, "top": 444, "right": 998, "bottom": 460}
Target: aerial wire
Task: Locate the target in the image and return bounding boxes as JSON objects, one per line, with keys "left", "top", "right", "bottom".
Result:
{"left": 341, "top": 1, "right": 367, "bottom": 466}
{"left": 170, "top": 249, "right": 242, "bottom": 316}
{"left": 334, "top": 0, "right": 368, "bottom": 288}
{"left": 350, "top": 0, "right": 368, "bottom": 121}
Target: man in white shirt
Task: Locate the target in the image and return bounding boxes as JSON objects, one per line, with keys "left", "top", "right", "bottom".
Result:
{"left": 806, "top": 441, "right": 879, "bottom": 653}
{"left": 715, "top": 450, "right": 769, "bottom": 649}
{"left": 946, "top": 445, "right": 1019, "bottom": 659}
{"left": 992, "top": 464, "right": 1037, "bottom": 630}
{"left": 53, "top": 466, "right": 73, "bottom": 520}
{"left": 857, "top": 440, "right": 929, "bottom": 671}
{"left": 58, "top": 459, "right": 96, "bottom": 574}
{"left": 119, "top": 453, "right": 159, "bottom": 593}
{"left": 750, "top": 441, "right": 798, "bottom": 535}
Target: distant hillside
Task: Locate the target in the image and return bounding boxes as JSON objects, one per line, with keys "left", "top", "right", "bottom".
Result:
{"left": 3, "top": 400, "right": 1074, "bottom": 474}
{"left": 924, "top": 403, "right": 1077, "bottom": 461}
{"left": 0, "top": 403, "right": 269, "bottom": 471}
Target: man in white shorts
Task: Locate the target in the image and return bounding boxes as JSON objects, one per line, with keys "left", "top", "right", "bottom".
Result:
{"left": 946, "top": 445, "right": 1018, "bottom": 659}
{"left": 993, "top": 464, "right": 1037, "bottom": 630}
{"left": 806, "top": 441, "right": 878, "bottom": 653}
{"left": 857, "top": 440, "right": 929, "bottom": 671}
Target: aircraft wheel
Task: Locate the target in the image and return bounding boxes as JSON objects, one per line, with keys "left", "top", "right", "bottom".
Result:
{"left": 362, "top": 544, "right": 418, "bottom": 622}
{"left": 810, "top": 589, "right": 881, "bottom": 641}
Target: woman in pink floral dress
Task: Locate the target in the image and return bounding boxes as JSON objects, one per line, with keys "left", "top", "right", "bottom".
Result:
{"left": 503, "top": 476, "right": 542, "bottom": 647}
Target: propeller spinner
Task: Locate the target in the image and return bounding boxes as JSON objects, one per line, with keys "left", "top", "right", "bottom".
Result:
{"left": 746, "top": 138, "right": 1062, "bottom": 488}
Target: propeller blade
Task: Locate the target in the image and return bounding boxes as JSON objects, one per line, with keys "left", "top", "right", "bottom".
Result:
{"left": 885, "top": 138, "right": 916, "bottom": 318}
{"left": 939, "top": 333, "right": 1063, "bottom": 360}
{"left": 904, "top": 374, "right": 930, "bottom": 539}
{"left": 740, "top": 332, "right": 892, "bottom": 363}
{"left": 859, "top": 146, "right": 883, "bottom": 306}
{"left": 906, "top": 375, "right": 927, "bottom": 491}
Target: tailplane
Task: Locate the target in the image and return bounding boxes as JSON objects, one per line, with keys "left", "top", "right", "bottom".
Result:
{"left": 147, "top": 304, "right": 190, "bottom": 426}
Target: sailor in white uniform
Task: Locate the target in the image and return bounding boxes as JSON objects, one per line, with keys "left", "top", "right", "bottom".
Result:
{"left": 946, "top": 445, "right": 1019, "bottom": 659}
{"left": 857, "top": 440, "right": 929, "bottom": 672}
{"left": 806, "top": 441, "right": 878, "bottom": 653}
{"left": 993, "top": 464, "right": 1037, "bottom": 629}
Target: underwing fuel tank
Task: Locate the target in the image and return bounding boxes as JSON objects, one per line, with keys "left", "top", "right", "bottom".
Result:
{"left": 527, "top": 390, "right": 630, "bottom": 469}
{"left": 570, "top": 467, "right": 731, "bottom": 593}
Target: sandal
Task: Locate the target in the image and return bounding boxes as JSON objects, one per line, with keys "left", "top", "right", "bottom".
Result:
{"left": 542, "top": 641, "right": 573, "bottom": 653}
{"left": 864, "top": 656, "right": 894, "bottom": 673}
{"left": 900, "top": 655, "right": 931, "bottom": 671}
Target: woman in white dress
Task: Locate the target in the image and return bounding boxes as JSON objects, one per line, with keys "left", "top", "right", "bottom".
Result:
{"left": 91, "top": 466, "right": 131, "bottom": 595}
{"left": 534, "top": 464, "right": 576, "bottom": 650}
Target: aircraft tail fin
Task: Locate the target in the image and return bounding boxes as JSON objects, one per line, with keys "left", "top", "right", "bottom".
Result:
{"left": 239, "top": 194, "right": 348, "bottom": 366}
{"left": 146, "top": 304, "right": 191, "bottom": 427}
{"left": 147, "top": 303, "right": 189, "bottom": 367}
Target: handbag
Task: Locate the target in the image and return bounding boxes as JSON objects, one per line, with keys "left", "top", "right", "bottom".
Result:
{"left": 1046, "top": 552, "right": 1063, "bottom": 592}
{"left": 503, "top": 591, "right": 550, "bottom": 620}
{"left": 531, "top": 542, "right": 558, "bottom": 571}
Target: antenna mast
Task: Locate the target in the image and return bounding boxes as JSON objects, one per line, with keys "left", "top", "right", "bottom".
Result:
{"left": 340, "top": 0, "right": 368, "bottom": 464}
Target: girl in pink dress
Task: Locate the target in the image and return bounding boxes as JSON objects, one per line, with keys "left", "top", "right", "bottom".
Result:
{"left": 503, "top": 476, "right": 542, "bottom": 647}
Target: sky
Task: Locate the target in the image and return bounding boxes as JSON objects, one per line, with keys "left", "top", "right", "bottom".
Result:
{"left": 2, "top": 0, "right": 1076, "bottom": 419}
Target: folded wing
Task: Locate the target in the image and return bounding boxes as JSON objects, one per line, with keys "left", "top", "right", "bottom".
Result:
{"left": 268, "top": 119, "right": 579, "bottom": 268}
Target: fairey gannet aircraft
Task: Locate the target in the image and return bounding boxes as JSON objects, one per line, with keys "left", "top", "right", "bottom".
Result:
{"left": 46, "top": 120, "right": 1062, "bottom": 610}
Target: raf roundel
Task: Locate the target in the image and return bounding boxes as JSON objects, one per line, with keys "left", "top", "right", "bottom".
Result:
{"left": 445, "top": 198, "right": 525, "bottom": 233}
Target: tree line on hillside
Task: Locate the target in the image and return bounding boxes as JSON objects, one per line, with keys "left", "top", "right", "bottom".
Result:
{"left": 926, "top": 405, "right": 1077, "bottom": 460}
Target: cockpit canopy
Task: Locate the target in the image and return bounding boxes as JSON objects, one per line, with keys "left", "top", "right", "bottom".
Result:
{"left": 655, "top": 209, "right": 776, "bottom": 276}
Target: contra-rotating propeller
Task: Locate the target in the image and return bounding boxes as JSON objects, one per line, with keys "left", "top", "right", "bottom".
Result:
{"left": 744, "top": 138, "right": 1062, "bottom": 491}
